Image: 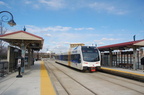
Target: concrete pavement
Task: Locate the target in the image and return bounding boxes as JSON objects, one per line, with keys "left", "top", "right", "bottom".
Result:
{"left": 0, "top": 61, "right": 56, "bottom": 95}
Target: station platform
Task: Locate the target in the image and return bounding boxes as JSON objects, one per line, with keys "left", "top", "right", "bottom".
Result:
{"left": 0, "top": 61, "right": 56, "bottom": 95}
{"left": 99, "top": 66, "right": 144, "bottom": 82}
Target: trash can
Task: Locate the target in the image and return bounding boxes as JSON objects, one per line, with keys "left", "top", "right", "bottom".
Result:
{"left": 16, "top": 58, "right": 22, "bottom": 78}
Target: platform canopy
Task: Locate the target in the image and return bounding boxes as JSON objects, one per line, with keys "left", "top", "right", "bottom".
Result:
{"left": 98, "top": 39, "right": 144, "bottom": 51}
{"left": 0, "top": 31, "right": 44, "bottom": 51}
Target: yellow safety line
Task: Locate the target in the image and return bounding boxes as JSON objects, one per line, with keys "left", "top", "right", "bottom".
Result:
{"left": 101, "top": 67, "right": 144, "bottom": 77}
{"left": 40, "top": 61, "right": 56, "bottom": 95}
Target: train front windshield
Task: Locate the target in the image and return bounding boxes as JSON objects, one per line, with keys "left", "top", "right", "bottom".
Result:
{"left": 82, "top": 46, "right": 100, "bottom": 62}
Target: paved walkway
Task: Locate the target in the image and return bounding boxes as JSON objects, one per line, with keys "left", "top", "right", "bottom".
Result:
{"left": 0, "top": 61, "right": 56, "bottom": 95}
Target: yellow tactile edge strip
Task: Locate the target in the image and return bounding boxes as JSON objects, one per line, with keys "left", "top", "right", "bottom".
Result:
{"left": 40, "top": 61, "right": 56, "bottom": 95}
{"left": 101, "top": 67, "right": 144, "bottom": 77}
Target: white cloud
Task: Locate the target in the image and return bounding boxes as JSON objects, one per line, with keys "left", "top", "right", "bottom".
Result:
{"left": 45, "top": 26, "right": 72, "bottom": 32}
{"left": 74, "top": 28, "right": 84, "bottom": 31}
{"left": 25, "top": 25, "right": 95, "bottom": 33}
{"left": 33, "top": 4, "right": 40, "bottom": 9}
{"left": 88, "top": 2, "right": 127, "bottom": 15}
{"left": 22, "top": 0, "right": 127, "bottom": 15}
{"left": 101, "top": 38, "right": 118, "bottom": 41}
{"left": 74, "top": 27, "right": 94, "bottom": 31}
{"left": 41, "top": 32, "right": 99, "bottom": 53}
{"left": 94, "top": 38, "right": 118, "bottom": 42}
{"left": 42, "top": 41, "right": 69, "bottom": 53}
{"left": 86, "top": 28, "right": 95, "bottom": 30}
{"left": 23, "top": 25, "right": 120, "bottom": 53}
{"left": 39, "top": 0, "right": 66, "bottom": 10}
{"left": 24, "top": 0, "right": 32, "bottom": 4}
{"left": 25, "top": 25, "right": 42, "bottom": 33}
{"left": 0, "top": 1, "right": 10, "bottom": 8}
{"left": 45, "top": 34, "right": 52, "bottom": 37}
{"left": 52, "top": 32, "right": 99, "bottom": 47}
{"left": 24, "top": 0, "right": 40, "bottom": 9}
{"left": 25, "top": 25, "right": 72, "bottom": 33}
{"left": 0, "top": 1, "right": 6, "bottom": 5}
{"left": 94, "top": 38, "right": 119, "bottom": 46}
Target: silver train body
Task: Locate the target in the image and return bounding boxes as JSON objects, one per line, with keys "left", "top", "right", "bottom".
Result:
{"left": 55, "top": 46, "right": 101, "bottom": 72}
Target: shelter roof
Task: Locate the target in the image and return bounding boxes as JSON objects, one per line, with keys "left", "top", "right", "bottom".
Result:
{"left": 98, "top": 39, "right": 144, "bottom": 51}
{"left": 0, "top": 31, "right": 44, "bottom": 50}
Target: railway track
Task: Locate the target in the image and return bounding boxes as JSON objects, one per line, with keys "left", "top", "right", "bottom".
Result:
{"left": 93, "top": 72, "right": 144, "bottom": 87}
{"left": 44, "top": 59, "right": 144, "bottom": 95}
{"left": 44, "top": 60, "right": 97, "bottom": 95}
{"left": 88, "top": 73, "right": 144, "bottom": 95}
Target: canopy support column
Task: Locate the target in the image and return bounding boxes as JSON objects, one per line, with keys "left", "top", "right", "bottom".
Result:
{"left": 133, "top": 46, "right": 137, "bottom": 70}
{"left": 21, "top": 43, "right": 26, "bottom": 73}
{"left": 109, "top": 50, "right": 113, "bottom": 67}
{"left": 28, "top": 48, "right": 33, "bottom": 68}
{"left": 31, "top": 49, "right": 34, "bottom": 65}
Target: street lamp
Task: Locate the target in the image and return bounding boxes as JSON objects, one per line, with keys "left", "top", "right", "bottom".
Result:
{"left": 0, "top": 11, "right": 16, "bottom": 27}
{"left": 0, "top": 11, "right": 16, "bottom": 75}
{"left": 0, "top": 11, "right": 16, "bottom": 46}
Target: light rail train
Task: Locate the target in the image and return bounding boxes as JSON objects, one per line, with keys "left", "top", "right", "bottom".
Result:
{"left": 55, "top": 46, "right": 101, "bottom": 72}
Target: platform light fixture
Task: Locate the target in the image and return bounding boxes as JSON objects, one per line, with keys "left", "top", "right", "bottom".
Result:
{"left": 0, "top": 11, "right": 16, "bottom": 27}
{"left": 8, "top": 19, "right": 16, "bottom": 26}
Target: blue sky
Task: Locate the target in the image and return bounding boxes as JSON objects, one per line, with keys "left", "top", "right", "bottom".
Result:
{"left": 1, "top": 0, "right": 144, "bottom": 53}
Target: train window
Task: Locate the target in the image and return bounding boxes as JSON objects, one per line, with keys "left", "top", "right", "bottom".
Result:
{"left": 63, "top": 55, "right": 68, "bottom": 61}
{"left": 82, "top": 48, "right": 98, "bottom": 53}
{"left": 71, "top": 54, "right": 81, "bottom": 63}
{"left": 83, "top": 53, "right": 99, "bottom": 62}
{"left": 55, "top": 55, "right": 68, "bottom": 61}
{"left": 82, "top": 46, "right": 99, "bottom": 62}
